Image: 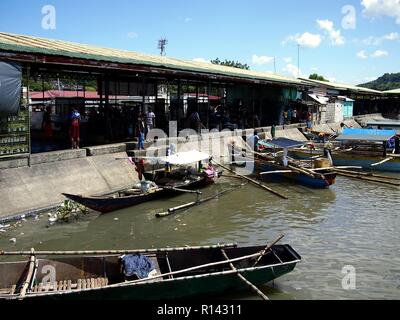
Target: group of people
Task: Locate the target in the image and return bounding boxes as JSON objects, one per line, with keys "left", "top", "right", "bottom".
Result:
{"left": 41, "top": 106, "right": 82, "bottom": 149}
{"left": 283, "top": 108, "right": 313, "bottom": 129}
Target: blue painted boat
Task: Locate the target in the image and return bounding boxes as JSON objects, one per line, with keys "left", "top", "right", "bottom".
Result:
{"left": 255, "top": 161, "right": 336, "bottom": 189}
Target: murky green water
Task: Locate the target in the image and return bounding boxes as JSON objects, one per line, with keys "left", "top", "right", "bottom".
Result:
{"left": 1, "top": 174, "right": 399, "bottom": 300}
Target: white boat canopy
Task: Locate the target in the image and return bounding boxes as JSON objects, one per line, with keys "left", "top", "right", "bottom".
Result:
{"left": 158, "top": 150, "right": 211, "bottom": 165}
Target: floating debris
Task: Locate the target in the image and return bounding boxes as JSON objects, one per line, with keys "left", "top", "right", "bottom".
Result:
{"left": 114, "top": 218, "right": 119, "bottom": 221}
{"left": 47, "top": 200, "right": 89, "bottom": 224}
{"left": 9, "top": 238, "right": 16, "bottom": 243}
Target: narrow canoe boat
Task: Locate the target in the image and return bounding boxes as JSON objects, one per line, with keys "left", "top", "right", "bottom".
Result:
{"left": 63, "top": 174, "right": 214, "bottom": 214}
{"left": 232, "top": 139, "right": 337, "bottom": 189}
{"left": 255, "top": 160, "right": 336, "bottom": 188}
{"left": 0, "top": 243, "right": 301, "bottom": 300}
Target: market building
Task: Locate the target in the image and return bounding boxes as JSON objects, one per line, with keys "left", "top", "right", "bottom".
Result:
{"left": 0, "top": 32, "right": 389, "bottom": 163}
{"left": 0, "top": 32, "right": 314, "bottom": 160}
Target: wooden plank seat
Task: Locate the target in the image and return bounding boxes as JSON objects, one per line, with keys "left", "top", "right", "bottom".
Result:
{"left": 31, "top": 277, "right": 108, "bottom": 293}
{"left": 0, "top": 285, "right": 16, "bottom": 295}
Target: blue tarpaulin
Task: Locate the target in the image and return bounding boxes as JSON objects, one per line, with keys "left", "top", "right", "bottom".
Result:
{"left": 121, "top": 254, "right": 155, "bottom": 279}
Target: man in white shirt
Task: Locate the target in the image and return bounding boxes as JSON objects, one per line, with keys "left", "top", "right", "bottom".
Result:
{"left": 145, "top": 107, "right": 156, "bottom": 136}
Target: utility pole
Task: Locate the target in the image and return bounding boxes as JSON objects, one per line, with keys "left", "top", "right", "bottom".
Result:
{"left": 297, "top": 44, "right": 300, "bottom": 78}
{"left": 158, "top": 38, "right": 168, "bottom": 56}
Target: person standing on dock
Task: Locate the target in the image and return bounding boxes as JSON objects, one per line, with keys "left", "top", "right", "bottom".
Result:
{"left": 145, "top": 107, "right": 156, "bottom": 137}
{"left": 69, "top": 108, "right": 81, "bottom": 149}
{"left": 306, "top": 111, "right": 313, "bottom": 130}
{"left": 42, "top": 106, "right": 53, "bottom": 140}
{"left": 271, "top": 123, "right": 276, "bottom": 139}
{"left": 136, "top": 113, "right": 145, "bottom": 150}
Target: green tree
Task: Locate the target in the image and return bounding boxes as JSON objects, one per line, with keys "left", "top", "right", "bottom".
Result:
{"left": 211, "top": 58, "right": 250, "bottom": 70}
{"left": 309, "top": 73, "right": 329, "bottom": 82}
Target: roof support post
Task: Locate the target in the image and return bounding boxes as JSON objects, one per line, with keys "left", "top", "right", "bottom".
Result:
{"left": 177, "top": 78, "right": 181, "bottom": 131}
{"left": 207, "top": 81, "right": 211, "bottom": 129}
{"left": 142, "top": 77, "right": 146, "bottom": 114}
{"left": 27, "top": 64, "right": 31, "bottom": 167}
{"left": 252, "top": 86, "right": 255, "bottom": 129}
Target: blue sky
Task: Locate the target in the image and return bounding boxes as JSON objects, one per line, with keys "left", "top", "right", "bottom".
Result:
{"left": 0, "top": 0, "right": 399, "bottom": 84}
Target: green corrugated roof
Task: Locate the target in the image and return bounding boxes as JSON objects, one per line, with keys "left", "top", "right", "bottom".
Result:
{"left": 299, "top": 77, "right": 383, "bottom": 95}
{"left": 0, "top": 32, "right": 305, "bottom": 87}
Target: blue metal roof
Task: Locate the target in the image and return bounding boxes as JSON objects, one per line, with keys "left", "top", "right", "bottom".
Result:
{"left": 336, "top": 128, "right": 397, "bottom": 142}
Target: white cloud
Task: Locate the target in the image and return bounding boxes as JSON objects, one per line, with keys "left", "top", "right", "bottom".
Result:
{"left": 297, "top": 32, "right": 322, "bottom": 48}
{"left": 282, "top": 64, "right": 302, "bottom": 78}
{"left": 251, "top": 54, "right": 274, "bottom": 65}
{"left": 357, "top": 50, "right": 368, "bottom": 59}
{"left": 371, "top": 49, "right": 389, "bottom": 57}
{"left": 310, "top": 67, "right": 319, "bottom": 71}
{"left": 193, "top": 58, "right": 210, "bottom": 63}
{"left": 316, "top": 19, "right": 345, "bottom": 45}
{"left": 361, "top": 0, "right": 400, "bottom": 24}
{"left": 127, "top": 32, "right": 138, "bottom": 39}
{"left": 362, "top": 32, "right": 400, "bottom": 45}
{"left": 185, "top": 17, "right": 192, "bottom": 22}
{"left": 282, "top": 32, "right": 322, "bottom": 48}
{"left": 283, "top": 57, "right": 292, "bottom": 63}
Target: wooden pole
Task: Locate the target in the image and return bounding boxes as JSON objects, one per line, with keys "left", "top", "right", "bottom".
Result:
{"left": 212, "top": 159, "right": 288, "bottom": 199}
{"left": 371, "top": 157, "right": 394, "bottom": 167}
{"left": 19, "top": 248, "right": 36, "bottom": 298}
{"left": 0, "top": 243, "right": 238, "bottom": 256}
{"left": 333, "top": 170, "right": 400, "bottom": 186}
{"left": 156, "top": 184, "right": 246, "bottom": 218}
{"left": 333, "top": 169, "right": 400, "bottom": 181}
{"left": 221, "top": 249, "right": 269, "bottom": 300}
{"left": 253, "top": 234, "right": 285, "bottom": 267}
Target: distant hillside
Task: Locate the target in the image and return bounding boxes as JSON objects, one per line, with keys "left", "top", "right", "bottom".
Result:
{"left": 359, "top": 73, "right": 400, "bottom": 91}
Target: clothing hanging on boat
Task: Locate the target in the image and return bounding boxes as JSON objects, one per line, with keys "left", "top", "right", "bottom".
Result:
{"left": 120, "top": 254, "right": 155, "bottom": 279}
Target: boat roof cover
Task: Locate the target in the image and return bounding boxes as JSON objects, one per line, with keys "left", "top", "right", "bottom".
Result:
{"left": 308, "top": 94, "right": 329, "bottom": 105}
{"left": 260, "top": 138, "right": 305, "bottom": 149}
{"left": 336, "top": 128, "right": 397, "bottom": 142}
{"left": 367, "top": 120, "right": 400, "bottom": 127}
{"left": 158, "top": 150, "right": 211, "bottom": 165}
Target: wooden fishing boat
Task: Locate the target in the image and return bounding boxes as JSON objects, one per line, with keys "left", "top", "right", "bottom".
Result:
{"left": 0, "top": 241, "right": 301, "bottom": 300}
{"left": 233, "top": 138, "right": 337, "bottom": 189}
{"left": 291, "top": 129, "right": 400, "bottom": 173}
{"left": 63, "top": 175, "right": 213, "bottom": 214}
{"left": 63, "top": 150, "right": 219, "bottom": 213}
{"left": 255, "top": 160, "right": 336, "bottom": 188}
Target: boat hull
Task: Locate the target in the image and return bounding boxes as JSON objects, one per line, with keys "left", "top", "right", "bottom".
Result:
{"left": 17, "top": 261, "right": 298, "bottom": 300}
{"left": 63, "top": 177, "right": 214, "bottom": 213}
{"left": 0, "top": 244, "right": 301, "bottom": 301}
{"left": 256, "top": 162, "right": 335, "bottom": 188}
